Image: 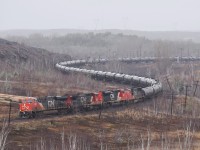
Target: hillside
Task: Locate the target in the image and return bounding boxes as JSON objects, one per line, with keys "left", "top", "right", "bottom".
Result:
{"left": 0, "top": 38, "right": 71, "bottom": 96}
{"left": 0, "top": 38, "right": 70, "bottom": 72}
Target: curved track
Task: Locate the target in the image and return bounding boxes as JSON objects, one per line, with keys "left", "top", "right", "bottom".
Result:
{"left": 55, "top": 57, "right": 200, "bottom": 98}
{"left": 55, "top": 57, "right": 164, "bottom": 98}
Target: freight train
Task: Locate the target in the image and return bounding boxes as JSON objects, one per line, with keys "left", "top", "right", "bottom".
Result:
{"left": 19, "top": 58, "right": 163, "bottom": 118}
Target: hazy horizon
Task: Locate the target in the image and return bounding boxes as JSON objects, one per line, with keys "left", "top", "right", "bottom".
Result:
{"left": 1, "top": 28, "right": 200, "bottom": 32}
{"left": 1, "top": 0, "right": 200, "bottom": 31}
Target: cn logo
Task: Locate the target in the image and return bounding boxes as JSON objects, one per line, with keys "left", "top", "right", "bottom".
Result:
{"left": 48, "top": 100, "right": 55, "bottom": 108}
{"left": 80, "top": 97, "right": 87, "bottom": 103}
{"left": 110, "top": 93, "right": 115, "bottom": 100}
{"left": 22, "top": 104, "right": 29, "bottom": 110}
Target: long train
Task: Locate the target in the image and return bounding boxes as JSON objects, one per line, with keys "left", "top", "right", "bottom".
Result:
{"left": 19, "top": 56, "right": 199, "bottom": 118}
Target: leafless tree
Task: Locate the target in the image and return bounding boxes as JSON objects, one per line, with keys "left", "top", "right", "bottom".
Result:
{"left": 0, "top": 120, "right": 10, "bottom": 150}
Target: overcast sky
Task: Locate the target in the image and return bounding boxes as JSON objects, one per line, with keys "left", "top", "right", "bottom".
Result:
{"left": 0, "top": 0, "right": 200, "bottom": 31}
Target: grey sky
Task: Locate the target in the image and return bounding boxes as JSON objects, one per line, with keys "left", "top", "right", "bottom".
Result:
{"left": 0, "top": 0, "right": 199, "bottom": 31}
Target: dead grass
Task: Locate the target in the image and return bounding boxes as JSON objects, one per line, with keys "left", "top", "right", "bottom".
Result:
{"left": 1, "top": 88, "right": 200, "bottom": 149}
{"left": 1, "top": 105, "right": 199, "bottom": 149}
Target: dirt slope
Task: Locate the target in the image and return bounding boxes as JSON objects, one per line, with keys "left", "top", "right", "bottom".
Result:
{"left": 0, "top": 38, "right": 70, "bottom": 72}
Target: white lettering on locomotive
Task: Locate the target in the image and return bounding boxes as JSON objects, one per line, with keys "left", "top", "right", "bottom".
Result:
{"left": 110, "top": 93, "right": 115, "bottom": 100}
{"left": 48, "top": 100, "right": 55, "bottom": 108}
{"left": 80, "top": 97, "right": 87, "bottom": 103}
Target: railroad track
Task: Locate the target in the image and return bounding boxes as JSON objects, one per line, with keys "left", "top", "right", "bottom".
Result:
{"left": 56, "top": 57, "right": 165, "bottom": 98}
{"left": 10, "top": 96, "right": 151, "bottom": 124}
{"left": 56, "top": 56, "right": 200, "bottom": 96}
{"left": 15, "top": 57, "right": 200, "bottom": 119}
{"left": 56, "top": 56, "right": 200, "bottom": 102}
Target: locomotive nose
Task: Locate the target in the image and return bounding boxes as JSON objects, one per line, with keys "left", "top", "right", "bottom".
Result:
{"left": 20, "top": 103, "right": 32, "bottom": 111}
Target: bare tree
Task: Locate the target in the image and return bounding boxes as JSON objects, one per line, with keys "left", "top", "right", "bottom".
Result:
{"left": 0, "top": 120, "right": 10, "bottom": 150}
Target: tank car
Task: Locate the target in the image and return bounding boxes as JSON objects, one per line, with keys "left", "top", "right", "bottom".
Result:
{"left": 105, "top": 72, "right": 116, "bottom": 81}
{"left": 123, "top": 75, "right": 133, "bottom": 83}
{"left": 114, "top": 73, "right": 125, "bottom": 82}
{"left": 94, "top": 71, "right": 106, "bottom": 80}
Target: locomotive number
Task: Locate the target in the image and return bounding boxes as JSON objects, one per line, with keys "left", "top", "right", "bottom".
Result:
{"left": 48, "top": 100, "right": 55, "bottom": 108}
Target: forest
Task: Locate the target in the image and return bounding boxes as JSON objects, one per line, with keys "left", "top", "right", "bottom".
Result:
{"left": 6, "top": 32, "right": 200, "bottom": 59}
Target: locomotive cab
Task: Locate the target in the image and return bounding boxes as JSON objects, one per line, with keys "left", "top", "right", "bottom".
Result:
{"left": 91, "top": 92, "right": 103, "bottom": 105}
{"left": 19, "top": 97, "right": 39, "bottom": 118}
